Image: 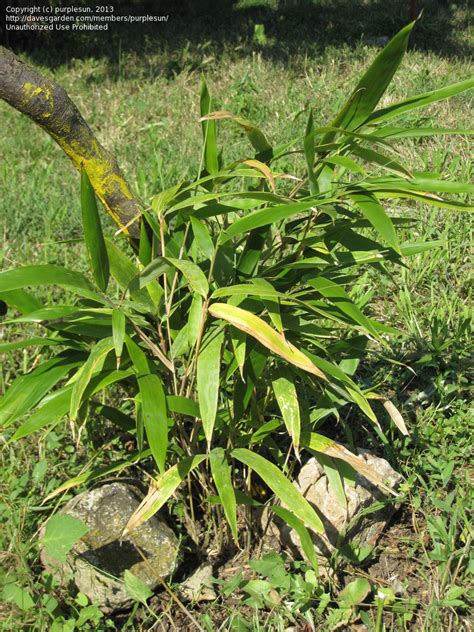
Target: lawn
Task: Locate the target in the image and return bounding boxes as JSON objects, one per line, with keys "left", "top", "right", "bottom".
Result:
{"left": 0, "top": 1, "right": 472, "bottom": 630}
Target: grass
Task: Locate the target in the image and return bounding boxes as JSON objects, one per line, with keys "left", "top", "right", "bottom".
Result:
{"left": 1, "top": 1, "right": 472, "bottom": 629}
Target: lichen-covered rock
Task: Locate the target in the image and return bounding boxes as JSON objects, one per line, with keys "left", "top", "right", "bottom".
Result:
{"left": 40, "top": 481, "right": 179, "bottom": 611}
{"left": 262, "top": 450, "right": 402, "bottom": 571}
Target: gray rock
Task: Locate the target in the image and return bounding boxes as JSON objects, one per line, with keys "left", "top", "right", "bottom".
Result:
{"left": 179, "top": 563, "right": 216, "bottom": 602}
{"left": 262, "top": 450, "right": 401, "bottom": 571}
{"left": 40, "top": 481, "right": 179, "bottom": 612}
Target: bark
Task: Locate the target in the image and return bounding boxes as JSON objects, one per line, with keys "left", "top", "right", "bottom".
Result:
{"left": 0, "top": 46, "right": 141, "bottom": 238}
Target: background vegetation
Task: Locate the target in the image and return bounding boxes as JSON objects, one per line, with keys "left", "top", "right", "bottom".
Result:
{"left": 1, "top": 0, "right": 472, "bottom": 630}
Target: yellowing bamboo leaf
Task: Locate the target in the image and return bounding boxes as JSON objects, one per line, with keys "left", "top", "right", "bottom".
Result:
{"left": 123, "top": 455, "right": 207, "bottom": 535}
{"left": 242, "top": 159, "right": 276, "bottom": 192}
{"left": 208, "top": 303, "right": 327, "bottom": 381}
{"left": 302, "top": 432, "right": 397, "bottom": 495}
{"left": 383, "top": 400, "right": 409, "bottom": 436}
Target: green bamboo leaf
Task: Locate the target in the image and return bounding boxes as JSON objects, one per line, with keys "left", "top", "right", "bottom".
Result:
{"left": 367, "top": 77, "right": 474, "bottom": 125}
{"left": 200, "top": 77, "right": 219, "bottom": 175}
{"left": 0, "top": 356, "right": 81, "bottom": 429}
{"left": 348, "top": 190, "right": 400, "bottom": 254}
{"left": 112, "top": 309, "right": 126, "bottom": 369}
{"left": 0, "top": 289, "right": 42, "bottom": 314}
{"left": 272, "top": 376, "right": 301, "bottom": 450}
{"left": 201, "top": 110, "right": 272, "bottom": 156}
{"left": 308, "top": 276, "right": 381, "bottom": 339}
{"left": 304, "top": 109, "right": 319, "bottom": 194}
{"left": 230, "top": 326, "right": 246, "bottom": 378}
{"left": 270, "top": 506, "right": 318, "bottom": 570}
{"left": 187, "top": 293, "right": 203, "bottom": 347}
{"left": 93, "top": 404, "right": 135, "bottom": 432}
{"left": 123, "top": 455, "right": 207, "bottom": 535}
{"left": 232, "top": 448, "right": 324, "bottom": 534}
{"left": 105, "top": 238, "right": 156, "bottom": 310}
{"left": 45, "top": 449, "right": 152, "bottom": 500}
{"left": 131, "top": 257, "right": 171, "bottom": 291}
{"left": 368, "top": 188, "right": 473, "bottom": 211}
{"left": 138, "top": 374, "right": 168, "bottom": 473}
{"left": 81, "top": 169, "right": 110, "bottom": 292}
{"left": 0, "top": 338, "right": 61, "bottom": 352}
{"left": 350, "top": 145, "right": 412, "bottom": 177}
{"left": 11, "top": 386, "right": 72, "bottom": 441}
{"left": 169, "top": 190, "right": 283, "bottom": 214}
{"left": 315, "top": 453, "right": 347, "bottom": 511}
{"left": 209, "top": 303, "right": 327, "bottom": 381}
{"left": 252, "top": 278, "right": 284, "bottom": 333}
{"left": 190, "top": 216, "right": 215, "bottom": 260}
{"left": 325, "top": 21, "right": 415, "bottom": 136}
{"left": 125, "top": 335, "right": 150, "bottom": 376}
{"left": 370, "top": 126, "right": 474, "bottom": 140}
{"left": 197, "top": 330, "right": 224, "bottom": 446}
{"left": 367, "top": 175, "right": 474, "bottom": 195}
{"left": 70, "top": 337, "right": 115, "bottom": 420}
{"left": 212, "top": 284, "right": 288, "bottom": 301}
{"left": 138, "top": 219, "right": 153, "bottom": 266}
{"left": 322, "top": 155, "right": 366, "bottom": 175}
{"left": 166, "top": 395, "right": 200, "bottom": 418}
{"left": 166, "top": 257, "right": 209, "bottom": 298}
{"left": 221, "top": 199, "right": 338, "bottom": 242}
{"left": 210, "top": 448, "right": 238, "bottom": 544}
{"left": 0, "top": 266, "right": 105, "bottom": 303}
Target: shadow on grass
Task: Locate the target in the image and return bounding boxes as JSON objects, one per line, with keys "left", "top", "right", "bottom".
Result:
{"left": 2, "top": 0, "right": 472, "bottom": 74}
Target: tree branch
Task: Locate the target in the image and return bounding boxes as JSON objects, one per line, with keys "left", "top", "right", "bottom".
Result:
{"left": 0, "top": 46, "right": 141, "bottom": 238}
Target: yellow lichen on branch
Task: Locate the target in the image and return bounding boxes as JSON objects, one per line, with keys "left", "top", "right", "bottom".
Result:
{"left": 1, "top": 46, "right": 141, "bottom": 238}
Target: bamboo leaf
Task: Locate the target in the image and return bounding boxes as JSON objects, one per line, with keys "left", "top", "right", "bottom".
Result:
{"left": 200, "top": 78, "right": 219, "bottom": 175}
{"left": 272, "top": 377, "right": 301, "bottom": 450}
{"left": 210, "top": 448, "right": 238, "bottom": 544}
{"left": 221, "top": 199, "right": 334, "bottom": 242}
{"left": 123, "top": 455, "right": 207, "bottom": 535}
{"left": 190, "top": 217, "right": 215, "bottom": 260}
{"left": 209, "top": 303, "right": 327, "bottom": 381}
{"left": 197, "top": 330, "right": 224, "bottom": 446}
{"left": 105, "top": 239, "right": 156, "bottom": 310}
{"left": 270, "top": 506, "right": 318, "bottom": 570}
{"left": 112, "top": 309, "right": 126, "bottom": 369}
{"left": 200, "top": 110, "right": 272, "bottom": 155}
{"left": 367, "top": 77, "right": 474, "bottom": 125}
{"left": 315, "top": 453, "right": 347, "bottom": 510}
{"left": 350, "top": 145, "right": 412, "bottom": 177}
{"left": 242, "top": 159, "right": 276, "bottom": 192}
{"left": 232, "top": 448, "right": 324, "bottom": 534}
{"left": 138, "top": 374, "right": 168, "bottom": 473}
{"left": 308, "top": 276, "right": 381, "bottom": 339}
{"left": 325, "top": 21, "right": 415, "bottom": 135}
{"left": 301, "top": 432, "right": 396, "bottom": 494}
{"left": 81, "top": 168, "right": 110, "bottom": 292}
{"left": 45, "top": 449, "right": 152, "bottom": 500}
{"left": 70, "top": 337, "right": 114, "bottom": 420}
{"left": 0, "top": 265, "right": 104, "bottom": 303}
{"left": 383, "top": 400, "right": 409, "bottom": 436}
{"left": 0, "top": 357, "right": 81, "bottom": 429}
{"left": 11, "top": 386, "right": 72, "bottom": 441}
{"left": 0, "top": 338, "right": 61, "bottom": 352}
{"left": 304, "top": 109, "right": 319, "bottom": 194}
{"left": 348, "top": 190, "right": 401, "bottom": 254}
{"left": 138, "top": 219, "right": 153, "bottom": 266}
{"left": 0, "top": 288, "right": 42, "bottom": 314}
{"left": 166, "top": 257, "right": 209, "bottom": 298}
